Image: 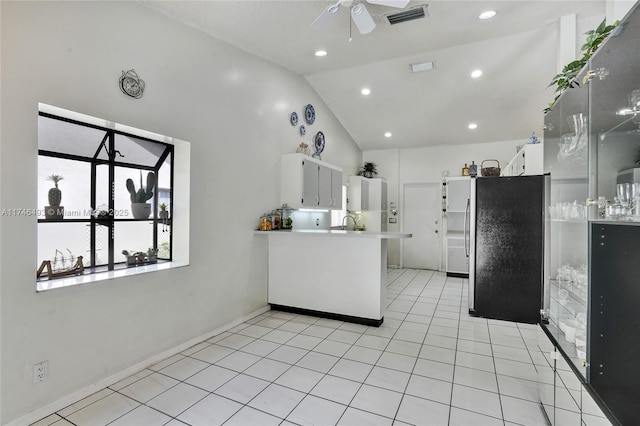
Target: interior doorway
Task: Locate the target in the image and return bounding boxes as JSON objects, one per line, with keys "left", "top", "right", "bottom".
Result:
{"left": 402, "top": 183, "right": 442, "bottom": 270}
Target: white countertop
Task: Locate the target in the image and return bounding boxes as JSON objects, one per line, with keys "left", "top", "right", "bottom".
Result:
{"left": 255, "top": 229, "right": 412, "bottom": 239}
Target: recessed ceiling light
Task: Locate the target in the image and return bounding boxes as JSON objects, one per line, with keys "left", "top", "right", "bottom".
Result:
{"left": 471, "top": 69, "right": 483, "bottom": 78}
{"left": 468, "top": 123, "right": 478, "bottom": 130}
{"left": 384, "top": 132, "right": 392, "bottom": 138}
{"left": 315, "top": 50, "right": 327, "bottom": 57}
{"left": 361, "top": 88, "right": 371, "bottom": 96}
{"left": 479, "top": 10, "right": 497, "bottom": 20}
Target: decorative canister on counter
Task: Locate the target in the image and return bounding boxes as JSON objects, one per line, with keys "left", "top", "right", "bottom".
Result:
{"left": 259, "top": 213, "right": 272, "bottom": 231}
{"left": 277, "top": 203, "right": 294, "bottom": 229}
{"left": 461, "top": 163, "right": 470, "bottom": 176}
{"left": 269, "top": 210, "right": 281, "bottom": 230}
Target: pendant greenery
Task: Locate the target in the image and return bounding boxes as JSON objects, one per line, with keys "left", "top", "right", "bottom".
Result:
{"left": 544, "top": 18, "right": 619, "bottom": 113}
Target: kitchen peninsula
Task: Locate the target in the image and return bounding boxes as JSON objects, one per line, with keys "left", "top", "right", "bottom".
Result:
{"left": 256, "top": 230, "right": 411, "bottom": 326}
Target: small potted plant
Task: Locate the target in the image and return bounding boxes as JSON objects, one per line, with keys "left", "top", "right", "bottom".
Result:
{"left": 45, "top": 174, "right": 64, "bottom": 220}
{"left": 122, "top": 248, "right": 157, "bottom": 266}
{"left": 126, "top": 171, "right": 155, "bottom": 219}
{"left": 357, "top": 162, "right": 378, "bottom": 178}
{"left": 159, "top": 203, "right": 169, "bottom": 219}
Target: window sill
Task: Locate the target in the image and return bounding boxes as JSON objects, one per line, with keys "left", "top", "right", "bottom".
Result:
{"left": 36, "top": 261, "right": 189, "bottom": 293}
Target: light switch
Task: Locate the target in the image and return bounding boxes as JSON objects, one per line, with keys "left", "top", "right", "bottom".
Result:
{"left": 389, "top": 218, "right": 397, "bottom": 223}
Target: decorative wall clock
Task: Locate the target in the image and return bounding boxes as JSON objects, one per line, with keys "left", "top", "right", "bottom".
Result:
{"left": 119, "top": 69, "right": 145, "bottom": 99}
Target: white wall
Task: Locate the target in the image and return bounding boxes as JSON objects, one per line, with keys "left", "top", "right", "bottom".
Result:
{"left": 0, "top": 2, "right": 361, "bottom": 423}
{"left": 365, "top": 140, "right": 528, "bottom": 267}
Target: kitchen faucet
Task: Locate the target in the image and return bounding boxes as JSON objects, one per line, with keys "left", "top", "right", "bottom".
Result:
{"left": 341, "top": 215, "right": 357, "bottom": 230}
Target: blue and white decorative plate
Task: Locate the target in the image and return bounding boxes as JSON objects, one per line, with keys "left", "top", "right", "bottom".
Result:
{"left": 314, "top": 131, "right": 325, "bottom": 153}
{"left": 304, "top": 104, "right": 315, "bottom": 125}
{"left": 290, "top": 112, "right": 298, "bottom": 126}
{"left": 299, "top": 125, "right": 306, "bottom": 136}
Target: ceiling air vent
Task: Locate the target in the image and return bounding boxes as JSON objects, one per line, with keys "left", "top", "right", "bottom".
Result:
{"left": 386, "top": 4, "right": 428, "bottom": 25}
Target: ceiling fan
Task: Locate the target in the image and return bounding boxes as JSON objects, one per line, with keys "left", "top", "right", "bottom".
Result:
{"left": 312, "top": 0, "right": 411, "bottom": 35}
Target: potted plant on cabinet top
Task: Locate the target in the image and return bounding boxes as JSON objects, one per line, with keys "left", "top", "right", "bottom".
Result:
{"left": 45, "top": 174, "right": 64, "bottom": 220}
{"left": 357, "top": 162, "right": 378, "bottom": 178}
{"left": 126, "top": 171, "right": 155, "bottom": 219}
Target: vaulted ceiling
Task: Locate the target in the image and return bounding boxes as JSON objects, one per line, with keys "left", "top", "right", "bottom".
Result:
{"left": 143, "top": 0, "right": 607, "bottom": 151}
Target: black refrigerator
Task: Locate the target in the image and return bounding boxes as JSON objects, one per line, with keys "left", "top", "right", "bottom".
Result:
{"left": 467, "top": 175, "right": 544, "bottom": 324}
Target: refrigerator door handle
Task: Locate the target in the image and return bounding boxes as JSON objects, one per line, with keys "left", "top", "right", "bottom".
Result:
{"left": 464, "top": 199, "right": 470, "bottom": 257}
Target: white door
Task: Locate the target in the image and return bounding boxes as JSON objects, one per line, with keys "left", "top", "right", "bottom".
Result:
{"left": 403, "top": 183, "right": 441, "bottom": 270}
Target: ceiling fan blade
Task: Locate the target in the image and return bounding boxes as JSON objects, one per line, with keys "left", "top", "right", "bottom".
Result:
{"left": 351, "top": 4, "right": 376, "bottom": 34}
{"left": 366, "top": 0, "right": 410, "bottom": 8}
{"left": 311, "top": 2, "right": 341, "bottom": 29}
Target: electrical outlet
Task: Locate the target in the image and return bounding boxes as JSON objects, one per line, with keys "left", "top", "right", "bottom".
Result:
{"left": 33, "top": 360, "right": 48, "bottom": 384}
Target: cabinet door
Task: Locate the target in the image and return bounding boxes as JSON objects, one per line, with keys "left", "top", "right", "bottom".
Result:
{"left": 446, "top": 178, "right": 470, "bottom": 212}
{"left": 318, "top": 165, "right": 332, "bottom": 208}
{"left": 331, "top": 169, "right": 342, "bottom": 209}
{"left": 347, "top": 176, "right": 363, "bottom": 212}
{"left": 361, "top": 179, "right": 370, "bottom": 211}
{"left": 446, "top": 245, "right": 468, "bottom": 273}
{"left": 302, "top": 160, "right": 319, "bottom": 207}
{"left": 381, "top": 180, "right": 387, "bottom": 210}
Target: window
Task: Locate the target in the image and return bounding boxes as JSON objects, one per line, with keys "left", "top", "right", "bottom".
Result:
{"left": 37, "top": 110, "right": 174, "bottom": 284}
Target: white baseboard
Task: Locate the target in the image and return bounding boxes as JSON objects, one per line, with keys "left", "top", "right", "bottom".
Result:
{"left": 6, "top": 305, "right": 270, "bottom": 426}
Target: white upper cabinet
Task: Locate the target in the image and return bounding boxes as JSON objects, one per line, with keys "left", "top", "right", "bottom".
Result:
{"left": 348, "top": 176, "right": 386, "bottom": 212}
{"left": 445, "top": 177, "right": 470, "bottom": 212}
{"left": 331, "top": 168, "right": 342, "bottom": 209}
{"left": 302, "top": 158, "right": 320, "bottom": 207}
{"left": 347, "top": 175, "right": 365, "bottom": 212}
{"left": 502, "top": 144, "right": 544, "bottom": 176}
{"left": 281, "top": 153, "right": 343, "bottom": 209}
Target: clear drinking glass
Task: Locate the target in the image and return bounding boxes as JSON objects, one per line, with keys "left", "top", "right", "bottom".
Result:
{"left": 617, "top": 183, "right": 632, "bottom": 214}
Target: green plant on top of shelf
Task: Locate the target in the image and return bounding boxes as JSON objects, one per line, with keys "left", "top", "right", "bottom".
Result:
{"left": 544, "top": 18, "right": 619, "bottom": 113}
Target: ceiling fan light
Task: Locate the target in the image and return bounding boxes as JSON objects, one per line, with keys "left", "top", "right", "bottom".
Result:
{"left": 351, "top": 3, "right": 376, "bottom": 34}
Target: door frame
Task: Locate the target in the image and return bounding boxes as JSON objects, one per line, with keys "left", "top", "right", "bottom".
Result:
{"left": 400, "top": 181, "right": 444, "bottom": 271}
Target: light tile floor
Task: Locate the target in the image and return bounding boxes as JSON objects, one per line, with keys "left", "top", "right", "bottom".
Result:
{"left": 32, "top": 269, "right": 549, "bottom": 426}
